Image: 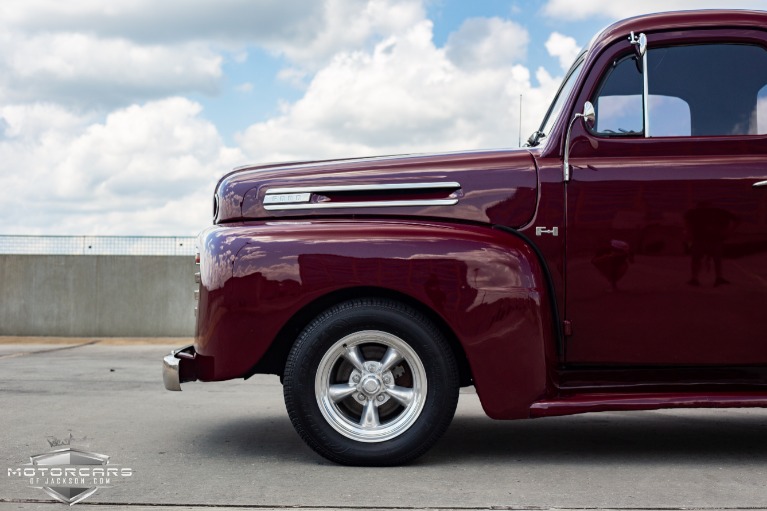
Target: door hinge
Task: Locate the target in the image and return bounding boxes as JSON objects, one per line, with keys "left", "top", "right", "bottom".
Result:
{"left": 562, "top": 320, "right": 573, "bottom": 336}
{"left": 535, "top": 226, "right": 559, "bottom": 237}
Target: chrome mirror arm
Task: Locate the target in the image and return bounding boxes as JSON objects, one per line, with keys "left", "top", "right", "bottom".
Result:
{"left": 629, "top": 32, "right": 650, "bottom": 137}
{"left": 641, "top": 40, "right": 649, "bottom": 137}
{"left": 563, "top": 101, "right": 595, "bottom": 183}
{"left": 563, "top": 116, "right": 581, "bottom": 183}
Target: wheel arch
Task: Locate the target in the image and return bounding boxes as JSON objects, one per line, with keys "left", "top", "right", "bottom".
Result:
{"left": 244, "top": 285, "right": 474, "bottom": 387}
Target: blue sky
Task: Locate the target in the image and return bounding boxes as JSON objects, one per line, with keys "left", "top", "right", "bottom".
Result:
{"left": 193, "top": 0, "right": 602, "bottom": 145}
{"left": 0, "top": 0, "right": 764, "bottom": 235}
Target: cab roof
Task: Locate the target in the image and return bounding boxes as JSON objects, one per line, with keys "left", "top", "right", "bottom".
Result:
{"left": 590, "top": 9, "right": 767, "bottom": 52}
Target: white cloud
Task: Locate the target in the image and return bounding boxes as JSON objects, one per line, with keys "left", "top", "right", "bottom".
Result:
{"left": 542, "top": 0, "right": 767, "bottom": 21}
{"left": 0, "top": 98, "right": 244, "bottom": 235}
{"left": 1, "top": 32, "right": 221, "bottom": 107}
{"left": 0, "top": 1, "right": 579, "bottom": 235}
{"left": 0, "top": 0, "right": 425, "bottom": 71}
{"left": 0, "top": 1, "right": 313, "bottom": 109}
{"left": 277, "top": 67, "right": 310, "bottom": 89}
{"left": 238, "top": 20, "right": 560, "bottom": 162}
{"left": 274, "top": 0, "right": 427, "bottom": 69}
{"left": 545, "top": 32, "right": 581, "bottom": 71}
{"left": 445, "top": 17, "right": 529, "bottom": 70}
{"left": 0, "top": 0, "right": 323, "bottom": 46}
{"left": 0, "top": 0, "right": 428, "bottom": 109}
{"left": 235, "top": 83, "right": 254, "bottom": 93}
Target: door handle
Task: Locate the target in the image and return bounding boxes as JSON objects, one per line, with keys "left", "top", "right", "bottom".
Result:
{"left": 753, "top": 180, "right": 767, "bottom": 188}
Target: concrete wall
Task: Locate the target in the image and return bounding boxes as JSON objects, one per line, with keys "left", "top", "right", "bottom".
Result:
{"left": 0, "top": 255, "right": 196, "bottom": 336}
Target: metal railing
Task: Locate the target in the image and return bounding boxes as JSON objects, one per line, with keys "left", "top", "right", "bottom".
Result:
{"left": 0, "top": 235, "right": 197, "bottom": 256}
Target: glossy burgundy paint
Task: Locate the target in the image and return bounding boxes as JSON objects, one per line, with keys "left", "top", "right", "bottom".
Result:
{"left": 196, "top": 219, "right": 553, "bottom": 419}
{"left": 216, "top": 150, "right": 538, "bottom": 228}
{"left": 530, "top": 392, "right": 767, "bottom": 418}
{"left": 188, "top": 10, "right": 767, "bottom": 421}
{"left": 561, "top": 25, "right": 767, "bottom": 365}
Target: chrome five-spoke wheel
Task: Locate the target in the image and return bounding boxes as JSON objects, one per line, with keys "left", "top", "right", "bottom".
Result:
{"left": 283, "top": 299, "right": 459, "bottom": 466}
{"left": 315, "top": 330, "right": 427, "bottom": 442}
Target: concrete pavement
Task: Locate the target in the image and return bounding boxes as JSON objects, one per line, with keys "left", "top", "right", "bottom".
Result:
{"left": 1, "top": 341, "right": 766, "bottom": 510}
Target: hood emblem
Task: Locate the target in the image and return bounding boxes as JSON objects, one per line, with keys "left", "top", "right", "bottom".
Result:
{"left": 263, "top": 192, "right": 311, "bottom": 205}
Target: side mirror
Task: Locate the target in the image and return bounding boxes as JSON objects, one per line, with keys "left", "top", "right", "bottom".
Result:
{"left": 582, "top": 101, "right": 595, "bottom": 125}
{"left": 563, "top": 102, "right": 595, "bottom": 183}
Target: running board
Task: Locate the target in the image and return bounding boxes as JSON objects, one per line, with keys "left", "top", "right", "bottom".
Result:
{"left": 529, "top": 392, "right": 767, "bottom": 418}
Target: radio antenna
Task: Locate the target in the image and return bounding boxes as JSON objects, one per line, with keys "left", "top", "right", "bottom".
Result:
{"left": 518, "top": 94, "right": 522, "bottom": 147}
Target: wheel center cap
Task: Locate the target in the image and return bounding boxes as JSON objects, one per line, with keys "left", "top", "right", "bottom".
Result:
{"left": 361, "top": 376, "right": 381, "bottom": 395}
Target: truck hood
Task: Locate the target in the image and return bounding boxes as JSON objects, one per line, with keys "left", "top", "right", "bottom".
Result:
{"left": 214, "top": 149, "right": 538, "bottom": 228}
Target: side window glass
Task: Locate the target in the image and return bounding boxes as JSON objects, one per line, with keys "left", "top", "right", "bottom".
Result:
{"left": 648, "top": 95, "right": 690, "bottom": 137}
{"left": 592, "top": 56, "right": 643, "bottom": 135}
{"left": 539, "top": 60, "right": 585, "bottom": 142}
{"left": 757, "top": 83, "right": 767, "bottom": 134}
{"left": 592, "top": 43, "right": 767, "bottom": 138}
{"left": 649, "top": 44, "right": 767, "bottom": 136}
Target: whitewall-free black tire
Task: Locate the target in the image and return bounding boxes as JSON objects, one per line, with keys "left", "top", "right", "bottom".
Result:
{"left": 283, "top": 298, "right": 459, "bottom": 466}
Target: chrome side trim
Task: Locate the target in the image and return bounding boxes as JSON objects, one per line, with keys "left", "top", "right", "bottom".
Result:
{"left": 265, "top": 199, "right": 459, "bottom": 211}
{"left": 266, "top": 182, "right": 460, "bottom": 194}
{"left": 753, "top": 180, "right": 767, "bottom": 188}
{"left": 264, "top": 182, "right": 461, "bottom": 211}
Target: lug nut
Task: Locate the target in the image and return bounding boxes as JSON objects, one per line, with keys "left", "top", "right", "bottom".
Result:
{"left": 352, "top": 375, "right": 360, "bottom": 383}
{"left": 358, "top": 393, "right": 366, "bottom": 401}
{"left": 383, "top": 376, "right": 391, "bottom": 384}
{"left": 377, "top": 394, "right": 385, "bottom": 402}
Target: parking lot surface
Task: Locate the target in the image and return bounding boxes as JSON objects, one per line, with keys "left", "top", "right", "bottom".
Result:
{"left": 1, "top": 341, "right": 766, "bottom": 510}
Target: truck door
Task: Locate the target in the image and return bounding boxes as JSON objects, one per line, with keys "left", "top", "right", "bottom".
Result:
{"left": 564, "top": 31, "right": 767, "bottom": 365}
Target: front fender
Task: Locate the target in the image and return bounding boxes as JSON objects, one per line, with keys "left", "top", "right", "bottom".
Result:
{"left": 196, "top": 219, "right": 554, "bottom": 419}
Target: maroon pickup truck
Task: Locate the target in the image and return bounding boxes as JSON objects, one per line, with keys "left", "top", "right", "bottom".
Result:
{"left": 163, "top": 10, "right": 767, "bottom": 465}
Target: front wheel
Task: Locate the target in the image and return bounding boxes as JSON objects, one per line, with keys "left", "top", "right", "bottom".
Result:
{"left": 283, "top": 299, "right": 459, "bottom": 466}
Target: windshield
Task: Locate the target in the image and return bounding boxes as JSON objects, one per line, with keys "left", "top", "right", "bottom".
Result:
{"left": 528, "top": 53, "right": 586, "bottom": 147}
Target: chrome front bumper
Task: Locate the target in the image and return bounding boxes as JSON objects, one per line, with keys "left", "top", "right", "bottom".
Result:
{"left": 162, "top": 345, "right": 198, "bottom": 391}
